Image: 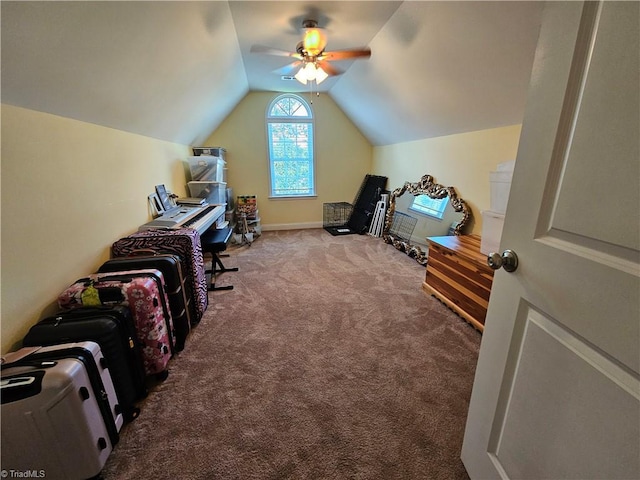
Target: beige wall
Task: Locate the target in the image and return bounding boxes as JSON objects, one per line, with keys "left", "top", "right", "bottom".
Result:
{"left": 1, "top": 105, "right": 190, "bottom": 353}
{"left": 371, "top": 125, "right": 522, "bottom": 234}
{"left": 201, "top": 92, "right": 373, "bottom": 229}
{"left": 0, "top": 102, "right": 517, "bottom": 354}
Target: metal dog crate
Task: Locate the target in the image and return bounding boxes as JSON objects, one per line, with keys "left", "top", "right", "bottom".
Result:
{"left": 389, "top": 211, "right": 418, "bottom": 242}
{"left": 323, "top": 202, "right": 353, "bottom": 228}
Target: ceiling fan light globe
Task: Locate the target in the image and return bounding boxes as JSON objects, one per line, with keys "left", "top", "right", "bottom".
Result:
{"left": 294, "top": 66, "right": 309, "bottom": 85}
{"left": 315, "top": 66, "right": 329, "bottom": 84}
{"left": 298, "top": 62, "right": 316, "bottom": 81}
{"left": 303, "top": 28, "right": 327, "bottom": 56}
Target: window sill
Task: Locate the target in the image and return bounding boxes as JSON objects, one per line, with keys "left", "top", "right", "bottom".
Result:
{"left": 408, "top": 206, "right": 444, "bottom": 220}
{"left": 268, "top": 195, "right": 318, "bottom": 200}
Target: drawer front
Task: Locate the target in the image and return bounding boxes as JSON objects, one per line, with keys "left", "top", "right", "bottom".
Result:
{"left": 428, "top": 244, "right": 493, "bottom": 295}
{"left": 426, "top": 245, "right": 494, "bottom": 325}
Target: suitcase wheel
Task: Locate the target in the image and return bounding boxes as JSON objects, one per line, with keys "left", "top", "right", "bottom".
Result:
{"left": 126, "top": 406, "right": 141, "bottom": 422}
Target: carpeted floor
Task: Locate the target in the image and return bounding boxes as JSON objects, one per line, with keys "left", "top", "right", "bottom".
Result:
{"left": 101, "top": 229, "right": 481, "bottom": 480}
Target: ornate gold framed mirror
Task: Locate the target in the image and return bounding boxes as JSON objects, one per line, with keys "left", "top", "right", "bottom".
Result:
{"left": 382, "top": 174, "right": 471, "bottom": 265}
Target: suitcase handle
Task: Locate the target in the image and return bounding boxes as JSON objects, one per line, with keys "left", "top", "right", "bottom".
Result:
{"left": 0, "top": 371, "right": 46, "bottom": 404}
{"left": 76, "top": 280, "right": 128, "bottom": 304}
{"left": 79, "top": 277, "right": 132, "bottom": 287}
{"left": 1, "top": 376, "right": 37, "bottom": 388}
{"left": 1, "top": 359, "right": 57, "bottom": 370}
{"left": 97, "top": 286, "right": 127, "bottom": 304}
{"left": 126, "top": 249, "right": 159, "bottom": 257}
{"left": 54, "top": 305, "right": 116, "bottom": 315}
{"left": 1, "top": 346, "right": 43, "bottom": 365}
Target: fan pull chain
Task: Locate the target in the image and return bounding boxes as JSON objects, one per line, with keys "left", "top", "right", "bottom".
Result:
{"left": 308, "top": 81, "right": 320, "bottom": 104}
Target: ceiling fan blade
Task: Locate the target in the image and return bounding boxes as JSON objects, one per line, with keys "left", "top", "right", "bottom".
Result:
{"left": 250, "top": 44, "right": 301, "bottom": 58}
{"left": 317, "top": 61, "right": 342, "bottom": 77}
{"left": 322, "top": 48, "right": 372, "bottom": 61}
{"left": 272, "top": 61, "right": 303, "bottom": 76}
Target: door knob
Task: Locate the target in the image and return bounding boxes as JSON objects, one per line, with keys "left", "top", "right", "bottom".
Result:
{"left": 487, "top": 250, "right": 519, "bottom": 272}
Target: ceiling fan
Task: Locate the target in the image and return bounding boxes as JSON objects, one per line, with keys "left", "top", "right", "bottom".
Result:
{"left": 250, "top": 20, "right": 371, "bottom": 85}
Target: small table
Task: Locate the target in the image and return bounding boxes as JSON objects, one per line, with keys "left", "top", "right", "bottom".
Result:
{"left": 422, "top": 235, "right": 494, "bottom": 332}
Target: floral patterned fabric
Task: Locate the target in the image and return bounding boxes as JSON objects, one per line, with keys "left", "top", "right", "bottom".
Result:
{"left": 58, "top": 270, "right": 173, "bottom": 376}
{"left": 111, "top": 228, "right": 207, "bottom": 323}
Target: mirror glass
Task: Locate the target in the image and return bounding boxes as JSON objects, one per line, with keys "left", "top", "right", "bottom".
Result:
{"left": 382, "top": 174, "right": 471, "bottom": 265}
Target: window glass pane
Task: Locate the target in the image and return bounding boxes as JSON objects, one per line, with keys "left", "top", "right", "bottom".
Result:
{"left": 269, "top": 97, "right": 310, "bottom": 118}
{"left": 269, "top": 124, "right": 310, "bottom": 158}
{"left": 270, "top": 103, "right": 288, "bottom": 117}
{"left": 410, "top": 195, "right": 448, "bottom": 219}
{"left": 290, "top": 102, "right": 309, "bottom": 117}
{"left": 267, "top": 123, "right": 314, "bottom": 196}
{"left": 272, "top": 159, "right": 314, "bottom": 195}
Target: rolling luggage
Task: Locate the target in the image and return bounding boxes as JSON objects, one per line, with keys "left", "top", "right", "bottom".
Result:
{"left": 58, "top": 270, "right": 175, "bottom": 378}
{"left": 23, "top": 305, "right": 147, "bottom": 420}
{"left": 111, "top": 228, "right": 208, "bottom": 323}
{"left": 1, "top": 342, "right": 120, "bottom": 479}
{"left": 98, "top": 251, "right": 191, "bottom": 351}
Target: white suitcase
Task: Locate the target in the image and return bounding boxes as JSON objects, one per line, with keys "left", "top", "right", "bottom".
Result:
{"left": 1, "top": 341, "right": 121, "bottom": 479}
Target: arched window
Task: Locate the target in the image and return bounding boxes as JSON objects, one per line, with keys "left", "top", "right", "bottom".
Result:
{"left": 266, "top": 94, "right": 315, "bottom": 198}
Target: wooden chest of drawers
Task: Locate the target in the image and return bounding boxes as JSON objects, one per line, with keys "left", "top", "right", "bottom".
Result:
{"left": 422, "top": 235, "right": 494, "bottom": 331}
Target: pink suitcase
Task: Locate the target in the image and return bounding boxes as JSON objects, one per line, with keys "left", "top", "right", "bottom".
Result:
{"left": 111, "top": 228, "right": 208, "bottom": 323}
{"left": 97, "top": 252, "right": 192, "bottom": 351}
{"left": 58, "top": 270, "right": 174, "bottom": 378}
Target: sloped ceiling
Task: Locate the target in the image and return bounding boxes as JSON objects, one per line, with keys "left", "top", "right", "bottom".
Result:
{"left": 1, "top": 1, "right": 544, "bottom": 147}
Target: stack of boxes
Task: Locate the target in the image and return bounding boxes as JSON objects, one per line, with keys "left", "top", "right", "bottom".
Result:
{"left": 187, "top": 147, "right": 228, "bottom": 228}
{"left": 480, "top": 160, "right": 515, "bottom": 255}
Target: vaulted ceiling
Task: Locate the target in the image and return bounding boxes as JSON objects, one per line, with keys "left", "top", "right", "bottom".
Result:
{"left": 1, "top": 1, "right": 544, "bottom": 147}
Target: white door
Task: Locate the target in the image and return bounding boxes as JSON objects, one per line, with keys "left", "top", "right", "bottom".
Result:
{"left": 461, "top": 2, "right": 639, "bottom": 479}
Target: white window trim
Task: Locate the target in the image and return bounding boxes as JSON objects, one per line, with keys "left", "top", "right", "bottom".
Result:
{"left": 265, "top": 94, "right": 316, "bottom": 199}
{"left": 409, "top": 195, "right": 448, "bottom": 220}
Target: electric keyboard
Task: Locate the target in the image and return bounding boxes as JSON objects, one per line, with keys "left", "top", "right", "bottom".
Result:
{"left": 182, "top": 204, "right": 225, "bottom": 234}
{"left": 139, "top": 204, "right": 225, "bottom": 235}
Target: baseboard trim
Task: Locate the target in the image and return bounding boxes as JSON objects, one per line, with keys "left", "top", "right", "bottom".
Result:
{"left": 261, "top": 222, "right": 323, "bottom": 231}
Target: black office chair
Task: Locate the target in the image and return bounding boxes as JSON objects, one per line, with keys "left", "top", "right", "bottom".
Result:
{"left": 200, "top": 226, "right": 238, "bottom": 291}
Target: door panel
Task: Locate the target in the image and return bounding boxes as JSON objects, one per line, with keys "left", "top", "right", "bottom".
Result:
{"left": 547, "top": 2, "right": 639, "bottom": 251}
{"left": 461, "top": 2, "right": 640, "bottom": 479}
{"left": 490, "top": 308, "right": 639, "bottom": 480}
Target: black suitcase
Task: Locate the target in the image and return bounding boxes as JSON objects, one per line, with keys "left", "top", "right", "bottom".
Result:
{"left": 23, "top": 305, "right": 147, "bottom": 420}
{"left": 98, "top": 252, "right": 192, "bottom": 351}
